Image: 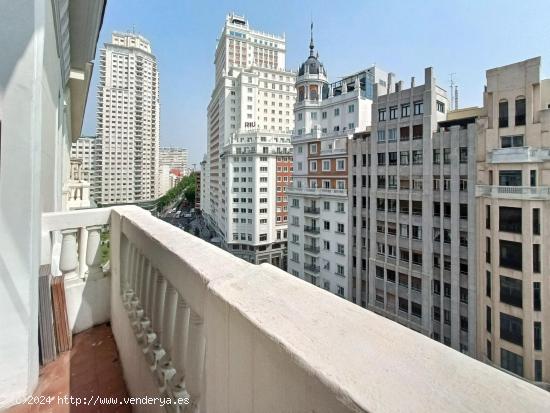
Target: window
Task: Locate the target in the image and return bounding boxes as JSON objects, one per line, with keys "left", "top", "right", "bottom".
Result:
{"left": 499, "top": 207, "right": 522, "bottom": 233}
{"left": 378, "top": 108, "right": 386, "bottom": 121}
{"left": 443, "top": 148, "right": 451, "bottom": 164}
{"left": 388, "top": 152, "right": 397, "bottom": 165}
{"left": 499, "top": 100, "right": 509, "bottom": 128}
{"left": 337, "top": 223, "right": 344, "bottom": 233}
{"left": 401, "top": 104, "right": 410, "bottom": 117}
{"left": 534, "top": 282, "right": 541, "bottom": 311}
{"left": 377, "top": 153, "right": 386, "bottom": 165}
{"left": 399, "top": 297, "right": 408, "bottom": 312}
{"left": 433, "top": 305, "right": 441, "bottom": 321}
{"left": 413, "top": 125, "right": 424, "bottom": 139}
{"left": 412, "top": 150, "right": 422, "bottom": 164}
{"left": 322, "top": 160, "right": 330, "bottom": 171}
{"left": 486, "top": 306, "right": 492, "bottom": 332}
{"left": 436, "top": 100, "right": 445, "bottom": 113}
{"left": 348, "top": 104, "right": 355, "bottom": 113}
{"left": 515, "top": 97, "right": 526, "bottom": 126}
{"left": 389, "top": 106, "right": 397, "bottom": 119}
{"left": 535, "top": 360, "right": 543, "bottom": 382}
{"left": 336, "top": 159, "right": 345, "bottom": 171}
{"left": 433, "top": 149, "right": 440, "bottom": 164}
{"left": 411, "top": 277, "right": 421, "bottom": 292}
{"left": 460, "top": 287, "right": 468, "bottom": 304}
{"left": 533, "top": 208, "right": 540, "bottom": 235}
{"left": 533, "top": 244, "right": 540, "bottom": 273}
{"left": 486, "top": 237, "right": 491, "bottom": 263}
{"left": 376, "top": 266, "right": 384, "bottom": 279}
{"left": 500, "top": 240, "right": 522, "bottom": 271}
{"left": 323, "top": 201, "right": 330, "bottom": 211}
{"left": 501, "top": 135, "right": 524, "bottom": 148}
{"left": 388, "top": 128, "right": 397, "bottom": 141}
{"left": 500, "top": 313, "right": 523, "bottom": 346}
{"left": 322, "top": 111, "right": 327, "bottom": 119}
{"left": 411, "top": 302, "right": 422, "bottom": 318}
{"left": 459, "top": 147, "right": 468, "bottom": 163}
{"left": 324, "top": 221, "right": 330, "bottom": 230}
{"left": 500, "top": 276, "right": 522, "bottom": 308}
{"left": 501, "top": 349, "right": 523, "bottom": 377}
{"left": 534, "top": 321, "right": 542, "bottom": 351}
{"left": 400, "top": 151, "right": 409, "bottom": 165}
{"left": 334, "top": 108, "right": 340, "bottom": 116}
{"left": 499, "top": 170, "right": 523, "bottom": 186}
{"left": 309, "top": 160, "right": 317, "bottom": 172}
{"left": 400, "top": 126, "right": 410, "bottom": 141}
{"left": 486, "top": 205, "right": 491, "bottom": 229}
{"left": 414, "top": 101, "right": 423, "bottom": 115}
{"left": 377, "top": 130, "right": 385, "bottom": 143}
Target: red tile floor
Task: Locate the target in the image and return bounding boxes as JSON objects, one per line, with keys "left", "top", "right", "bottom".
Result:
{"left": 8, "top": 323, "right": 130, "bottom": 413}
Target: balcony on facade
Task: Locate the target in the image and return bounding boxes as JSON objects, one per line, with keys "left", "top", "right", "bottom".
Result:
{"left": 304, "top": 225, "right": 320, "bottom": 234}
{"left": 304, "top": 206, "right": 320, "bottom": 215}
{"left": 288, "top": 186, "right": 347, "bottom": 197}
{"left": 304, "top": 262, "right": 320, "bottom": 273}
{"left": 304, "top": 244, "right": 321, "bottom": 254}
{"left": 7, "top": 205, "right": 550, "bottom": 411}
{"left": 487, "top": 147, "right": 550, "bottom": 163}
{"left": 476, "top": 185, "right": 550, "bottom": 200}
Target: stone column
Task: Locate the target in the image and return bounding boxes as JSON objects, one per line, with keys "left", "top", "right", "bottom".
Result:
{"left": 59, "top": 229, "right": 79, "bottom": 282}
{"left": 78, "top": 227, "right": 88, "bottom": 278}
{"left": 85, "top": 226, "right": 103, "bottom": 280}
{"left": 185, "top": 311, "right": 205, "bottom": 411}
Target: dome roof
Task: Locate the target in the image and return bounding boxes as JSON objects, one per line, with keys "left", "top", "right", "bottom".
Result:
{"left": 298, "top": 24, "right": 326, "bottom": 77}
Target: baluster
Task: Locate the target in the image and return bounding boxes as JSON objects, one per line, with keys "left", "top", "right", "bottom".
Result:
{"left": 78, "top": 227, "right": 88, "bottom": 278}
{"left": 146, "top": 271, "right": 167, "bottom": 367}
{"left": 85, "top": 226, "right": 103, "bottom": 280}
{"left": 138, "top": 267, "right": 157, "bottom": 347}
{"left": 184, "top": 311, "right": 206, "bottom": 412}
{"left": 123, "top": 245, "right": 136, "bottom": 309}
{"left": 59, "top": 229, "right": 79, "bottom": 282}
{"left": 157, "top": 283, "right": 178, "bottom": 388}
{"left": 168, "top": 296, "right": 190, "bottom": 404}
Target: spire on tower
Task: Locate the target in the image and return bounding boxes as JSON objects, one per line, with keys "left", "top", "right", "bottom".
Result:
{"left": 309, "top": 21, "right": 314, "bottom": 56}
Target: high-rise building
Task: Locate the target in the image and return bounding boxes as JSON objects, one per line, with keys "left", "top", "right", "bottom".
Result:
{"left": 287, "top": 32, "right": 385, "bottom": 300}
{"left": 97, "top": 32, "right": 160, "bottom": 204}
{"left": 202, "top": 13, "right": 296, "bottom": 266}
{"left": 476, "top": 57, "right": 550, "bottom": 383}
{"left": 160, "top": 146, "right": 188, "bottom": 171}
{"left": 71, "top": 135, "right": 102, "bottom": 202}
{"left": 159, "top": 147, "right": 188, "bottom": 195}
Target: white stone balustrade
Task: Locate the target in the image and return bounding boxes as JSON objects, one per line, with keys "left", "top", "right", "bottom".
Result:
{"left": 42, "top": 208, "right": 111, "bottom": 333}
{"left": 41, "top": 205, "right": 550, "bottom": 412}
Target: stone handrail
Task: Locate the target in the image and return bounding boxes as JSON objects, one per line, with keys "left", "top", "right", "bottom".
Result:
{"left": 476, "top": 185, "right": 550, "bottom": 200}
{"left": 42, "top": 205, "right": 550, "bottom": 412}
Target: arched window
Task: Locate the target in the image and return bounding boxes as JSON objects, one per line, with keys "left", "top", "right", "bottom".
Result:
{"left": 298, "top": 86, "right": 305, "bottom": 102}
{"left": 498, "top": 99, "right": 508, "bottom": 128}
{"left": 515, "top": 96, "right": 526, "bottom": 126}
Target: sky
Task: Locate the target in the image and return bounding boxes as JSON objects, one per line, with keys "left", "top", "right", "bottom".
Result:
{"left": 82, "top": 0, "right": 550, "bottom": 166}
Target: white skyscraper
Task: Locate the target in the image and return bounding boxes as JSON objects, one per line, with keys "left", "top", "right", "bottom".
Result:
{"left": 97, "top": 32, "right": 160, "bottom": 204}
{"left": 202, "top": 13, "right": 296, "bottom": 267}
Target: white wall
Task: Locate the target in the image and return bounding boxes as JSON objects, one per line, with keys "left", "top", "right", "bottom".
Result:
{"left": 0, "top": 0, "right": 65, "bottom": 406}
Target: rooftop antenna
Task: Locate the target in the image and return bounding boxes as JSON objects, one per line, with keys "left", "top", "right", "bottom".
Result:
{"left": 449, "top": 73, "right": 456, "bottom": 110}
{"left": 455, "top": 85, "right": 459, "bottom": 110}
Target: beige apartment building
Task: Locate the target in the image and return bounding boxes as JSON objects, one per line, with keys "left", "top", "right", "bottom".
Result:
{"left": 476, "top": 57, "right": 550, "bottom": 384}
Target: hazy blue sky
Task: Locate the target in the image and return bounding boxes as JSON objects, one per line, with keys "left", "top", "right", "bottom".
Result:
{"left": 82, "top": 0, "right": 550, "bottom": 165}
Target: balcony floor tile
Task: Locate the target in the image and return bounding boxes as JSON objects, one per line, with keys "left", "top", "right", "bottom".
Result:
{"left": 7, "top": 324, "right": 130, "bottom": 413}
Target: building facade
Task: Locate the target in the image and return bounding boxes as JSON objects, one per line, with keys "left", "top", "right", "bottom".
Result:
{"left": 97, "top": 32, "right": 160, "bottom": 204}
{"left": 287, "top": 34, "right": 384, "bottom": 299}
{"left": 476, "top": 57, "right": 550, "bottom": 384}
{"left": 203, "top": 13, "right": 296, "bottom": 266}
{"left": 71, "top": 135, "right": 102, "bottom": 202}
{"left": 361, "top": 68, "right": 478, "bottom": 356}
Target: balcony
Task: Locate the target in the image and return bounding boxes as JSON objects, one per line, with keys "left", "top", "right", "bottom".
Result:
{"left": 287, "top": 186, "right": 347, "bottom": 197}
{"left": 476, "top": 185, "right": 550, "bottom": 200}
{"left": 304, "top": 225, "right": 321, "bottom": 234}
{"left": 304, "top": 206, "right": 320, "bottom": 215}
{"left": 304, "top": 262, "right": 321, "bottom": 273}
{"left": 304, "top": 244, "right": 321, "bottom": 254}
{"left": 7, "top": 206, "right": 550, "bottom": 411}
{"left": 487, "top": 147, "right": 550, "bottom": 163}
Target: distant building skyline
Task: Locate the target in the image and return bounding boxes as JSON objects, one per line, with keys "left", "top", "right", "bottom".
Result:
{"left": 81, "top": 0, "right": 550, "bottom": 166}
